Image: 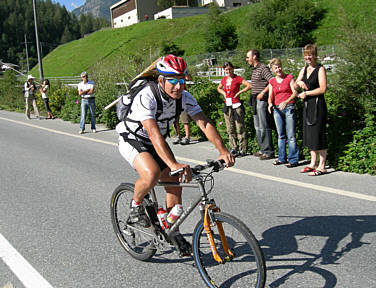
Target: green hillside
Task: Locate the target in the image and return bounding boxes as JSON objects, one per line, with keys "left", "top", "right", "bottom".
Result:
{"left": 32, "top": 0, "right": 376, "bottom": 77}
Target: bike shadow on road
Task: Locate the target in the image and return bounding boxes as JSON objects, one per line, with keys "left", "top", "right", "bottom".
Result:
{"left": 259, "top": 215, "right": 376, "bottom": 287}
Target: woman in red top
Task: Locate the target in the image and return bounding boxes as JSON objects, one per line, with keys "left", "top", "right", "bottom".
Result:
{"left": 267, "top": 58, "right": 299, "bottom": 167}
{"left": 217, "top": 62, "right": 251, "bottom": 157}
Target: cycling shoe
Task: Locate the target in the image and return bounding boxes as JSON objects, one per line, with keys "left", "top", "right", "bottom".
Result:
{"left": 172, "top": 233, "right": 192, "bottom": 257}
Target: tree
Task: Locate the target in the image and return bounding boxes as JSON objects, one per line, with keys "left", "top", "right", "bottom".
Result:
{"left": 204, "top": 4, "right": 238, "bottom": 52}
{"left": 0, "top": 0, "right": 109, "bottom": 68}
{"left": 60, "top": 26, "right": 74, "bottom": 44}
{"left": 242, "top": 0, "right": 324, "bottom": 49}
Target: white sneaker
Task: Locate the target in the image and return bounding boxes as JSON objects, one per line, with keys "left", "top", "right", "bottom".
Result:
{"left": 92, "top": 129, "right": 96, "bottom": 133}
{"left": 172, "top": 137, "right": 181, "bottom": 145}
{"left": 79, "top": 130, "right": 84, "bottom": 134}
{"left": 180, "top": 138, "right": 190, "bottom": 145}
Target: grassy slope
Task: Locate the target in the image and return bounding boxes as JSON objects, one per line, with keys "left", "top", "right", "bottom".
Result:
{"left": 32, "top": 0, "right": 375, "bottom": 76}
{"left": 313, "top": 0, "right": 376, "bottom": 45}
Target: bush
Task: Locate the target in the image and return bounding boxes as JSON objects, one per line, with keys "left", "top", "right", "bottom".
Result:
{"left": 326, "top": 12, "right": 376, "bottom": 172}
{"left": 0, "top": 70, "right": 24, "bottom": 111}
{"left": 185, "top": 77, "right": 224, "bottom": 140}
{"left": 204, "top": 4, "right": 238, "bottom": 53}
{"left": 338, "top": 113, "right": 376, "bottom": 175}
{"left": 161, "top": 42, "right": 185, "bottom": 56}
{"left": 334, "top": 17, "right": 376, "bottom": 115}
{"left": 59, "top": 88, "right": 81, "bottom": 123}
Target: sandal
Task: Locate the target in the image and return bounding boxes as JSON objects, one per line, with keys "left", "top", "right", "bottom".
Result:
{"left": 308, "top": 170, "right": 327, "bottom": 176}
{"left": 273, "top": 160, "right": 286, "bottom": 165}
{"left": 300, "top": 166, "right": 315, "bottom": 173}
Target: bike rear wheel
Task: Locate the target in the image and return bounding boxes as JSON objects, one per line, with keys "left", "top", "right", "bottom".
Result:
{"left": 193, "top": 212, "right": 266, "bottom": 288}
{"left": 110, "top": 183, "right": 156, "bottom": 261}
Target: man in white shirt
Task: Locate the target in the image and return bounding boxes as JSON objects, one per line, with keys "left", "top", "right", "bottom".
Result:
{"left": 116, "top": 55, "right": 235, "bottom": 256}
{"left": 78, "top": 71, "right": 96, "bottom": 134}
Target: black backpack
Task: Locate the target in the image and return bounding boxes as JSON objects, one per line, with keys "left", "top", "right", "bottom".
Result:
{"left": 117, "top": 77, "right": 182, "bottom": 142}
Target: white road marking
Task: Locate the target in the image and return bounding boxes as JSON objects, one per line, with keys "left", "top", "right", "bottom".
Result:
{"left": 0, "top": 117, "right": 116, "bottom": 146}
{"left": 0, "top": 234, "right": 54, "bottom": 288}
{"left": 1, "top": 116, "right": 375, "bottom": 202}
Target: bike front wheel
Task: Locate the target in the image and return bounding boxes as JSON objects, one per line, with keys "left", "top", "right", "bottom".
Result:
{"left": 193, "top": 212, "right": 266, "bottom": 288}
{"left": 110, "top": 183, "right": 156, "bottom": 261}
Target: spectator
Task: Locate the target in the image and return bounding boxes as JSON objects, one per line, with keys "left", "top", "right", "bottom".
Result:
{"left": 172, "top": 74, "right": 193, "bottom": 145}
{"left": 173, "top": 111, "right": 192, "bottom": 145}
{"left": 217, "top": 61, "right": 251, "bottom": 157}
{"left": 246, "top": 50, "right": 274, "bottom": 160}
{"left": 295, "top": 44, "right": 328, "bottom": 176}
{"left": 40, "top": 79, "right": 54, "bottom": 119}
{"left": 78, "top": 71, "right": 96, "bottom": 134}
{"left": 24, "top": 74, "right": 40, "bottom": 120}
{"left": 267, "top": 58, "right": 299, "bottom": 167}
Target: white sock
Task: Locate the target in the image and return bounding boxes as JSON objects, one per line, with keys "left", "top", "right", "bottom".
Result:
{"left": 131, "top": 199, "right": 141, "bottom": 208}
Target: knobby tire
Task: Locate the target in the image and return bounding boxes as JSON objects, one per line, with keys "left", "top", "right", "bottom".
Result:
{"left": 110, "top": 183, "right": 156, "bottom": 261}
{"left": 192, "top": 212, "right": 266, "bottom": 288}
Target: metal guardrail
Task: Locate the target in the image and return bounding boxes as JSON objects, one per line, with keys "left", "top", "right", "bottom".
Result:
{"left": 47, "top": 76, "right": 81, "bottom": 83}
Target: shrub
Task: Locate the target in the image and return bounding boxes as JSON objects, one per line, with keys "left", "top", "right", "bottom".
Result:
{"left": 204, "top": 4, "right": 238, "bottom": 53}
{"left": 161, "top": 42, "right": 185, "bottom": 56}
{"left": 338, "top": 113, "right": 376, "bottom": 175}
{"left": 334, "top": 16, "right": 376, "bottom": 115}
{"left": 59, "top": 88, "right": 81, "bottom": 123}
{"left": 326, "top": 11, "right": 376, "bottom": 172}
{"left": 0, "top": 70, "right": 24, "bottom": 111}
{"left": 185, "top": 77, "right": 224, "bottom": 140}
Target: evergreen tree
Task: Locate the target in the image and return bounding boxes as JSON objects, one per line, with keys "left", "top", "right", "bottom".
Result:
{"left": 0, "top": 0, "right": 109, "bottom": 69}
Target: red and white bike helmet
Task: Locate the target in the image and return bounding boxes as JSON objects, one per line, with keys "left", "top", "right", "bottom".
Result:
{"left": 156, "top": 54, "right": 188, "bottom": 76}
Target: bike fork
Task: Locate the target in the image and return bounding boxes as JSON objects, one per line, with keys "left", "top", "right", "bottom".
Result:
{"left": 203, "top": 205, "right": 234, "bottom": 263}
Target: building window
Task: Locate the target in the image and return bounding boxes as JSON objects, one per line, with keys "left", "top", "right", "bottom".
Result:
{"left": 233, "top": 3, "right": 241, "bottom": 6}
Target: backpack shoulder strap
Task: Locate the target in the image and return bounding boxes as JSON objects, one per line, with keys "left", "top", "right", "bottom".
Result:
{"left": 175, "top": 97, "right": 182, "bottom": 122}
{"left": 148, "top": 81, "right": 163, "bottom": 119}
{"left": 122, "top": 79, "right": 162, "bottom": 143}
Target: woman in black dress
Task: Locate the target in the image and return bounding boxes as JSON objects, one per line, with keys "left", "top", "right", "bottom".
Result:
{"left": 295, "top": 44, "right": 328, "bottom": 176}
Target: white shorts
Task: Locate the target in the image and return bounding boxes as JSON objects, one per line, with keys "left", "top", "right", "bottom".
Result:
{"left": 118, "top": 136, "right": 139, "bottom": 169}
{"left": 118, "top": 135, "right": 168, "bottom": 171}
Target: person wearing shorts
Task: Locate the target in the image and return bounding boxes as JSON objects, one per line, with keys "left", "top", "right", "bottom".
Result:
{"left": 173, "top": 111, "right": 191, "bottom": 145}
{"left": 116, "top": 55, "right": 235, "bottom": 255}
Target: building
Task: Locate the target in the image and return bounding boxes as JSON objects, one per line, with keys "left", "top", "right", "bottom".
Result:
{"left": 155, "top": 6, "right": 225, "bottom": 20}
{"left": 110, "top": 0, "right": 159, "bottom": 28}
{"left": 201, "top": 0, "right": 250, "bottom": 7}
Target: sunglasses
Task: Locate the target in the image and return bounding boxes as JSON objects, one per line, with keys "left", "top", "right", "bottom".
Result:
{"left": 165, "top": 78, "right": 185, "bottom": 85}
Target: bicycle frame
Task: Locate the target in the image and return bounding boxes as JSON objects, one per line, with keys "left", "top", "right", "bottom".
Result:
{"left": 151, "top": 180, "right": 206, "bottom": 238}
{"left": 151, "top": 179, "right": 232, "bottom": 263}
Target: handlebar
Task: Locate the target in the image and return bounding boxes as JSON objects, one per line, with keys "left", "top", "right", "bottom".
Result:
{"left": 169, "top": 159, "right": 225, "bottom": 177}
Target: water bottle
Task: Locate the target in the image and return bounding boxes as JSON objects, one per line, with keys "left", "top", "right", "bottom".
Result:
{"left": 167, "top": 204, "right": 183, "bottom": 226}
{"left": 157, "top": 207, "right": 169, "bottom": 230}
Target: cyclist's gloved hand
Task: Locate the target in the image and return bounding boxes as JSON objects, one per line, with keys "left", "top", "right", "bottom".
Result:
{"left": 218, "top": 151, "right": 235, "bottom": 168}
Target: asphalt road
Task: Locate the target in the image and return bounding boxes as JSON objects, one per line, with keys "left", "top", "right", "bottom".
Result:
{"left": 1, "top": 110, "right": 375, "bottom": 288}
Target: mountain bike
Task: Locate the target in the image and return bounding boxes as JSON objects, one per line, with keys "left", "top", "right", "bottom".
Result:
{"left": 111, "top": 159, "right": 266, "bottom": 288}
